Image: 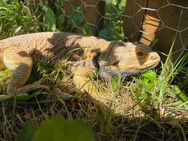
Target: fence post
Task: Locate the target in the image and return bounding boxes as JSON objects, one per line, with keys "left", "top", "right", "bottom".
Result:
{"left": 123, "top": 0, "right": 188, "bottom": 62}
{"left": 123, "top": 0, "right": 147, "bottom": 42}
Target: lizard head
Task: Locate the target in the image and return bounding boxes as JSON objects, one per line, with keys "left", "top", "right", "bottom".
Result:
{"left": 100, "top": 41, "right": 161, "bottom": 76}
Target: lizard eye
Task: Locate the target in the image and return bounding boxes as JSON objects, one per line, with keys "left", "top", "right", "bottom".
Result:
{"left": 136, "top": 50, "right": 146, "bottom": 59}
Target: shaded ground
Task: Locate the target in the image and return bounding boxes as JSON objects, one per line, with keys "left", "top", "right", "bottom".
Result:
{"left": 0, "top": 74, "right": 188, "bottom": 141}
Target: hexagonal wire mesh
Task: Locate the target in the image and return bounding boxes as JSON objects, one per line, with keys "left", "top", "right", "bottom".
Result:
{"left": 1, "top": 0, "right": 187, "bottom": 61}
{"left": 62, "top": 0, "right": 188, "bottom": 61}
{"left": 123, "top": 0, "right": 188, "bottom": 61}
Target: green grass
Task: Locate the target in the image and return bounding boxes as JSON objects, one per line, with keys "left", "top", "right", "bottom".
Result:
{"left": 0, "top": 0, "right": 41, "bottom": 38}
{"left": 0, "top": 0, "right": 188, "bottom": 141}
{"left": 131, "top": 36, "right": 188, "bottom": 118}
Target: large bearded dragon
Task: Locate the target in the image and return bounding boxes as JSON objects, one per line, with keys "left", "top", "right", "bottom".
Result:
{"left": 0, "top": 32, "right": 160, "bottom": 96}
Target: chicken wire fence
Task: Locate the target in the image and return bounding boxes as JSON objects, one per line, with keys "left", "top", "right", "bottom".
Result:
{"left": 121, "top": 0, "right": 188, "bottom": 59}
{"left": 35, "top": 0, "right": 188, "bottom": 59}
{"left": 0, "top": 0, "right": 188, "bottom": 59}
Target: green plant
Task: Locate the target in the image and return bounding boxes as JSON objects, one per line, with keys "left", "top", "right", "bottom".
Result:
{"left": 42, "top": 4, "right": 86, "bottom": 33}
{"left": 1, "top": 1, "right": 188, "bottom": 141}
{"left": 43, "top": 6, "right": 57, "bottom": 32}
{"left": 16, "top": 117, "right": 94, "bottom": 141}
{"left": 131, "top": 37, "right": 188, "bottom": 116}
{"left": 111, "top": 74, "right": 122, "bottom": 91}
{"left": 99, "top": 0, "right": 126, "bottom": 40}
{"left": 0, "top": 0, "right": 40, "bottom": 38}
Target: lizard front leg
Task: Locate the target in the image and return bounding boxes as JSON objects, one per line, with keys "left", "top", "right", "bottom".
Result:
{"left": 73, "top": 67, "right": 95, "bottom": 93}
{"left": 3, "top": 45, "right": 33, "bottom": 95}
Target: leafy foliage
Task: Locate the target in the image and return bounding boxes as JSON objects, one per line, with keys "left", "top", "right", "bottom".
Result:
{"left": 41, "top": 3, "right": 86, "bottom": 33}
{"left": 99, "top": 0, "right": 126, "bottom": 40}
{"left": 65, "top": 6, "right": 84, "bottom": 32}
{"left": 43, "top": 6, "right": 57, "bottom": 31}
{"left": 132, "top": 38, "right": 188, "bottom": 115}
{"left": 16, "top": 117, "right": 94, "bottom": 141}
{"left": 0, "top": 0, "right": 40, "bottom": 38}
{"left": 0, "top": 0, "right": 86, "bottom": 37}
{"left": 16, "top": 123, "right": 37, "bottom": 141}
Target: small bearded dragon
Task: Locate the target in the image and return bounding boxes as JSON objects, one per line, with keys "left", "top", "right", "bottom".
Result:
{"left": 0, "top": 32, "right": 161, "bottom": 95}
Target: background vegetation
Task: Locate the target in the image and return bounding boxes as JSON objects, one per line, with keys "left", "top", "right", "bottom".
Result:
{"left": 0, "top": 0, "right": 188, "bottom": 141}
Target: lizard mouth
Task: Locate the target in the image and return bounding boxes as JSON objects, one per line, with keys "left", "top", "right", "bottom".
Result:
{"left": 98, "top": 60, "right": 160, "bottom": 78}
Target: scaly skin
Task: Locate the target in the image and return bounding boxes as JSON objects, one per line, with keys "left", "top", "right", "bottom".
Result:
{"left": 0, "top": 32, "right": 161, "bottom": 95}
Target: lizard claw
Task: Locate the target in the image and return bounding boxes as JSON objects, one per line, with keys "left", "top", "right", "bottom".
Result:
{"left": 16, "top": 79, "right": 49, "bottom": 94}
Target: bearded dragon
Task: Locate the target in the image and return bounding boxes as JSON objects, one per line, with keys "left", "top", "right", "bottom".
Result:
{"left": 0, "top": 32, "right": 160, "bottom": 96}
